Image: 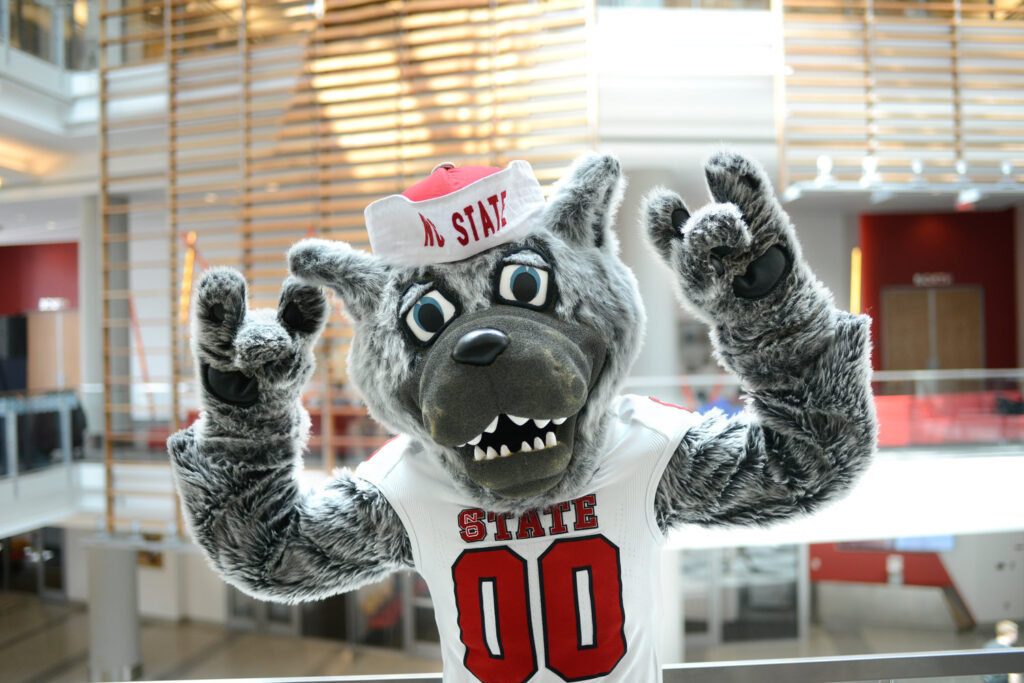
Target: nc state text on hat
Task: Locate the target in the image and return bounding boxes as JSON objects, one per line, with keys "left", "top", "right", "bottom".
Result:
{"left": 450, "top": 190, "right": 508, "bottom": 246}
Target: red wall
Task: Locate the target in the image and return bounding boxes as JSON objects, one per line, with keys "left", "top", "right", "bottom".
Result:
{"left": 860, "top": 209, "right": 1017, "bottom": 369}
{"left": 0, "top": 243, "right": 79, "bottom": 316}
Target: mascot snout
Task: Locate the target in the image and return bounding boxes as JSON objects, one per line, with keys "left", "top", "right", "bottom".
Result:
{"left": 418, "top": 307, "right": 606, "bottom": 498}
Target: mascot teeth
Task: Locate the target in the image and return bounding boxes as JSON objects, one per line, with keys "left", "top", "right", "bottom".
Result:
{"left": 464, "top": 413, "right": 567, "bottom": 460}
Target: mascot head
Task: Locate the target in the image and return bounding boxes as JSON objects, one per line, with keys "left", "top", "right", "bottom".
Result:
{"left": 289, "top": 156, "right": 646, "bottom": 511}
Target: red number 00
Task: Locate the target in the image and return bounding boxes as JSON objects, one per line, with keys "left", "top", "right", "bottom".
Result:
{"left": 451, "top": 535, "right": 625, "bottom": 683}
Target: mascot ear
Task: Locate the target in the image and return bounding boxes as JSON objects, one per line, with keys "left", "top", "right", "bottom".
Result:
{"left": 288, "top": 238, "right": 389, "bottom": 323}
{"left": 543, "top": 154, "right": 625, "bottom": 250}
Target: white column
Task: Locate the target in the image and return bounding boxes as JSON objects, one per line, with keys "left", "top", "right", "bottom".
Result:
{"left": 87, "top": 545, "right": 142, "bottom": 681}
{"left": 78, "top": 195, "right": 104, "bottom": 442}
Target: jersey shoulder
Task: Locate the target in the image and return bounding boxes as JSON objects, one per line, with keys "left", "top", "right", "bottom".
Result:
{"left": 611, "top": 393, "right": 702, "bottom": 440}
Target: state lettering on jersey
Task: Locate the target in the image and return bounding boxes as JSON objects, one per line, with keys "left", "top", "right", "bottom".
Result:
{"left": 457, "top": 493, "right": 598, "bottom": 544}
{"left": 451, "top": 190, "right": 507, "bottom": 246}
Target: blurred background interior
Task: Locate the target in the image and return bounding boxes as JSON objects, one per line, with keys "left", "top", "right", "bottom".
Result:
{"left": 0, "top": 0, "right": 1022, "bottom": 680}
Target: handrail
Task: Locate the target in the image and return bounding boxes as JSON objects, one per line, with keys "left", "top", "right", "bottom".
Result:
{"left": 139, "top": 648, "right": 1024, "bottom": 683}
{"left": 625, "top": 367, "right": 1024, "bottom": 389}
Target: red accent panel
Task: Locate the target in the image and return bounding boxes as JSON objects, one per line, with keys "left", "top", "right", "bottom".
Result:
{"left": 0, "top": 243, "right": 79, "bottom": 316}
{"left": 809, "top": 543, "right": 953, "bottom": 587}
{"left": 860, "top": 209, "right": 1017, "bottom": 369}
{"left": 875, "top": 391, "right": 1024, "bottom": 447}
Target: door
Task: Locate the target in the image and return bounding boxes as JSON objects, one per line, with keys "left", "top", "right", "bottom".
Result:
{"left": 881, "top": 286, "right": 984, "bottom": 370}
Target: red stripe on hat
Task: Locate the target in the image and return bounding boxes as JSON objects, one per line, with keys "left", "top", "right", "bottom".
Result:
{"left": 402, "top": 164, "right": 503, "bottom": 201}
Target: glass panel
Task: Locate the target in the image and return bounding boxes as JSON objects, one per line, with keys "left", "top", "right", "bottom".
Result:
{"left": 64, "top": 0, "right": 97, "bottom": 70}
{"left": 721, "top": 546, "right": 799, "bottom": 642}
{"left": 40, "top": 527, "right": 63, "bottom": 594}
{"left": 266, "top": 600, "right": 294, "bottom": 625}
{"left": 351, "top": 574, "right": 403, "bottom": 648}
{"left": 414, "top": 606, "right": 440, "bottom": 644}
{"left": 5, "top": 533, "right": 40, "bottom": 593}
{"left": 10, "top": 0, "right": 55, "bottom": 62}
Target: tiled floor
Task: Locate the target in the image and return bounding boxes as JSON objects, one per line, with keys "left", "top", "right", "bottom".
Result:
{"left": 0, "top": 591, "right": 996, "bottom": 683}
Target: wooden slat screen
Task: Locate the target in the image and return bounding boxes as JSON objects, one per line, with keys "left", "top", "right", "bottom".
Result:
{"left": 780, "top": 0, "right": 1024, "bottom": 186}
{"left": 99, "top": 0, "right": 595, "bottom": 533}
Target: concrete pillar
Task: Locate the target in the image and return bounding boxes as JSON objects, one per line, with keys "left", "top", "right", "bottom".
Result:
{"left": 78, "top": 196, "right": 104, "bottom": 442}
{"left": 87, "top": 545, "right": 142, "bottom": 681}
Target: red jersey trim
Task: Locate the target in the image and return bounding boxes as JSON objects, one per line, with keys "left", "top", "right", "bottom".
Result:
{"left": 648, "top": 396, "right": 693, "bottom": 413}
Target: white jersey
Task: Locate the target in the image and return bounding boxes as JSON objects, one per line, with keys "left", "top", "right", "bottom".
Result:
{"left": 356, "top": 394, "right": 700, "bottom": 683}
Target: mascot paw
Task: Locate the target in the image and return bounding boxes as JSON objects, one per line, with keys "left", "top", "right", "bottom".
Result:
{"left": 644, "top": 150, "right": 797, "bottom": 317}
{"left": 192, "top": 268, "right": 328, "bottom": 418}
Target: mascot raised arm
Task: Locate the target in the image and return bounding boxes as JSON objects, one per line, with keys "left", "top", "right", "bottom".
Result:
{"left": 168, "top": 150, "right": 876, "bottom": 683}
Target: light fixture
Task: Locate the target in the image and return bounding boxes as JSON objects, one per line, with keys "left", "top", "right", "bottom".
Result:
{"left": 910, "top": 159, "right": 923, "bottom": 179}
{"left": 870, "top": 190, "right": 894, "bottom": 205}
{"left": 46, "top": 221, "right": 56, "bottom": 230}
{"left": 955, "top": 187, "right": 981, "bottom": 211}
{"left": 782, "top": 186, "right": 802, "bottom": 203}
{"left": 1000, "top": 161, "right": 1013, "bottom": 182}
{"left": 860, "top": 155, "right": 880, "bottom": 186}
{"left": 955, "top": 159, "right": 968, "bottom": 177}
{"left": 814, "top": 155, "right": 834, "bottom": 186}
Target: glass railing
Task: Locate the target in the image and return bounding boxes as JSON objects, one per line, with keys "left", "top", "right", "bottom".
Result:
{"left": 1, "top": 0, "right": 98, "bottom": 70}
{"left": 0, "top": 390, "right": 85, "bottom": 483}
{"left": 132, "top": 648, "right": 1024, "bottom": 682}
{"left": 626, "top": 368, "right": 1024, "bottom": 451}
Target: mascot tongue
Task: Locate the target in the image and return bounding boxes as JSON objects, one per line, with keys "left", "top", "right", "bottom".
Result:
{"left": 364, "top": 160, "right": 546, "bottom": 266}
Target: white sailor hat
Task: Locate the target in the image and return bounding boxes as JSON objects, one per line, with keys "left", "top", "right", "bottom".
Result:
{"left": 364, "top": 160, "right": 545, "bottom": 266}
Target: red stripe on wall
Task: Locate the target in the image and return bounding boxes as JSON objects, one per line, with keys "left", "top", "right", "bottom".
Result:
{"left": 0, "top": 243, "right": 79, "bottom": 316}
{"left": 809, "top": 543, "right": 954, "bottom": 587}
{"left": 860, "top": 208, "right": 1017, "bottom": 370}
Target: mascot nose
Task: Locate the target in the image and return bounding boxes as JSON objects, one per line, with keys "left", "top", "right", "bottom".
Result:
{"left": 452, "top": 328, "right": 510, "bottom": 366}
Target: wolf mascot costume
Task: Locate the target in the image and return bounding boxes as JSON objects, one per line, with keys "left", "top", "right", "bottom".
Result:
{"left": 169, "top": 151, "right": 876, "bottom": 682}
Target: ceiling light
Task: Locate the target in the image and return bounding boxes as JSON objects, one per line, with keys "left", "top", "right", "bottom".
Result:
{"left": 1000, "top": 161, "right": 1013, "bottom": 181}
{"left": 782, "top": 186, "right": 802, "bottom": 203}
{"left": 955, "top": 188, "right": 981, "bottom": 211}
{"left": 910, "top": 159, "right": 923, "bottom": 177}
{"left": 955, "top": 159, "right": 968, "bottom": 177}
{"left": 814, "top": 155, "right": 834, "bottom": 186}
{"left": 860, "top": 156, "right": 880, "bottom": 186}
{"left": 870, "top": 190, "right": 894, "bottom": 205}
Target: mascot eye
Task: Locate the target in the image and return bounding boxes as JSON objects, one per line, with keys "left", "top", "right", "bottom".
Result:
{"left": 405, "top": 290, "right": 457, "bottom": 343}
{"left": 498, "top": 264, "right": 550, "bottom": 308}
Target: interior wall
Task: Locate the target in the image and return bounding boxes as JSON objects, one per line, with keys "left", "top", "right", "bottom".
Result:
{"left": 0, "top": 242, "right": 79, "bottom": 316}
{"left": 860, "top": 209, "right": 1018, "bottom": 369}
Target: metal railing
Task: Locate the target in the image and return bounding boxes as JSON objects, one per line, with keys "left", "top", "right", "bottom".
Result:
{"left": 140, "top": 648, "right": 1024, "bottom": 683}
{"left": 626, "top": 368, "right": 1024, "bottom": 451}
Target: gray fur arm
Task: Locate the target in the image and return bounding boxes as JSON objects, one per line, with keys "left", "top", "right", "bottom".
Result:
{"left": 168, "top": 269, "right": 411, "bottom": 603}
{"left": 644, "top": 151, "right": 876, "bottom": 530}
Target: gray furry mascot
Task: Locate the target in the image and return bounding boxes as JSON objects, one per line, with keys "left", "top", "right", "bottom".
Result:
{"left": 169, "top": 151, "right": 876, "bottom": 682}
